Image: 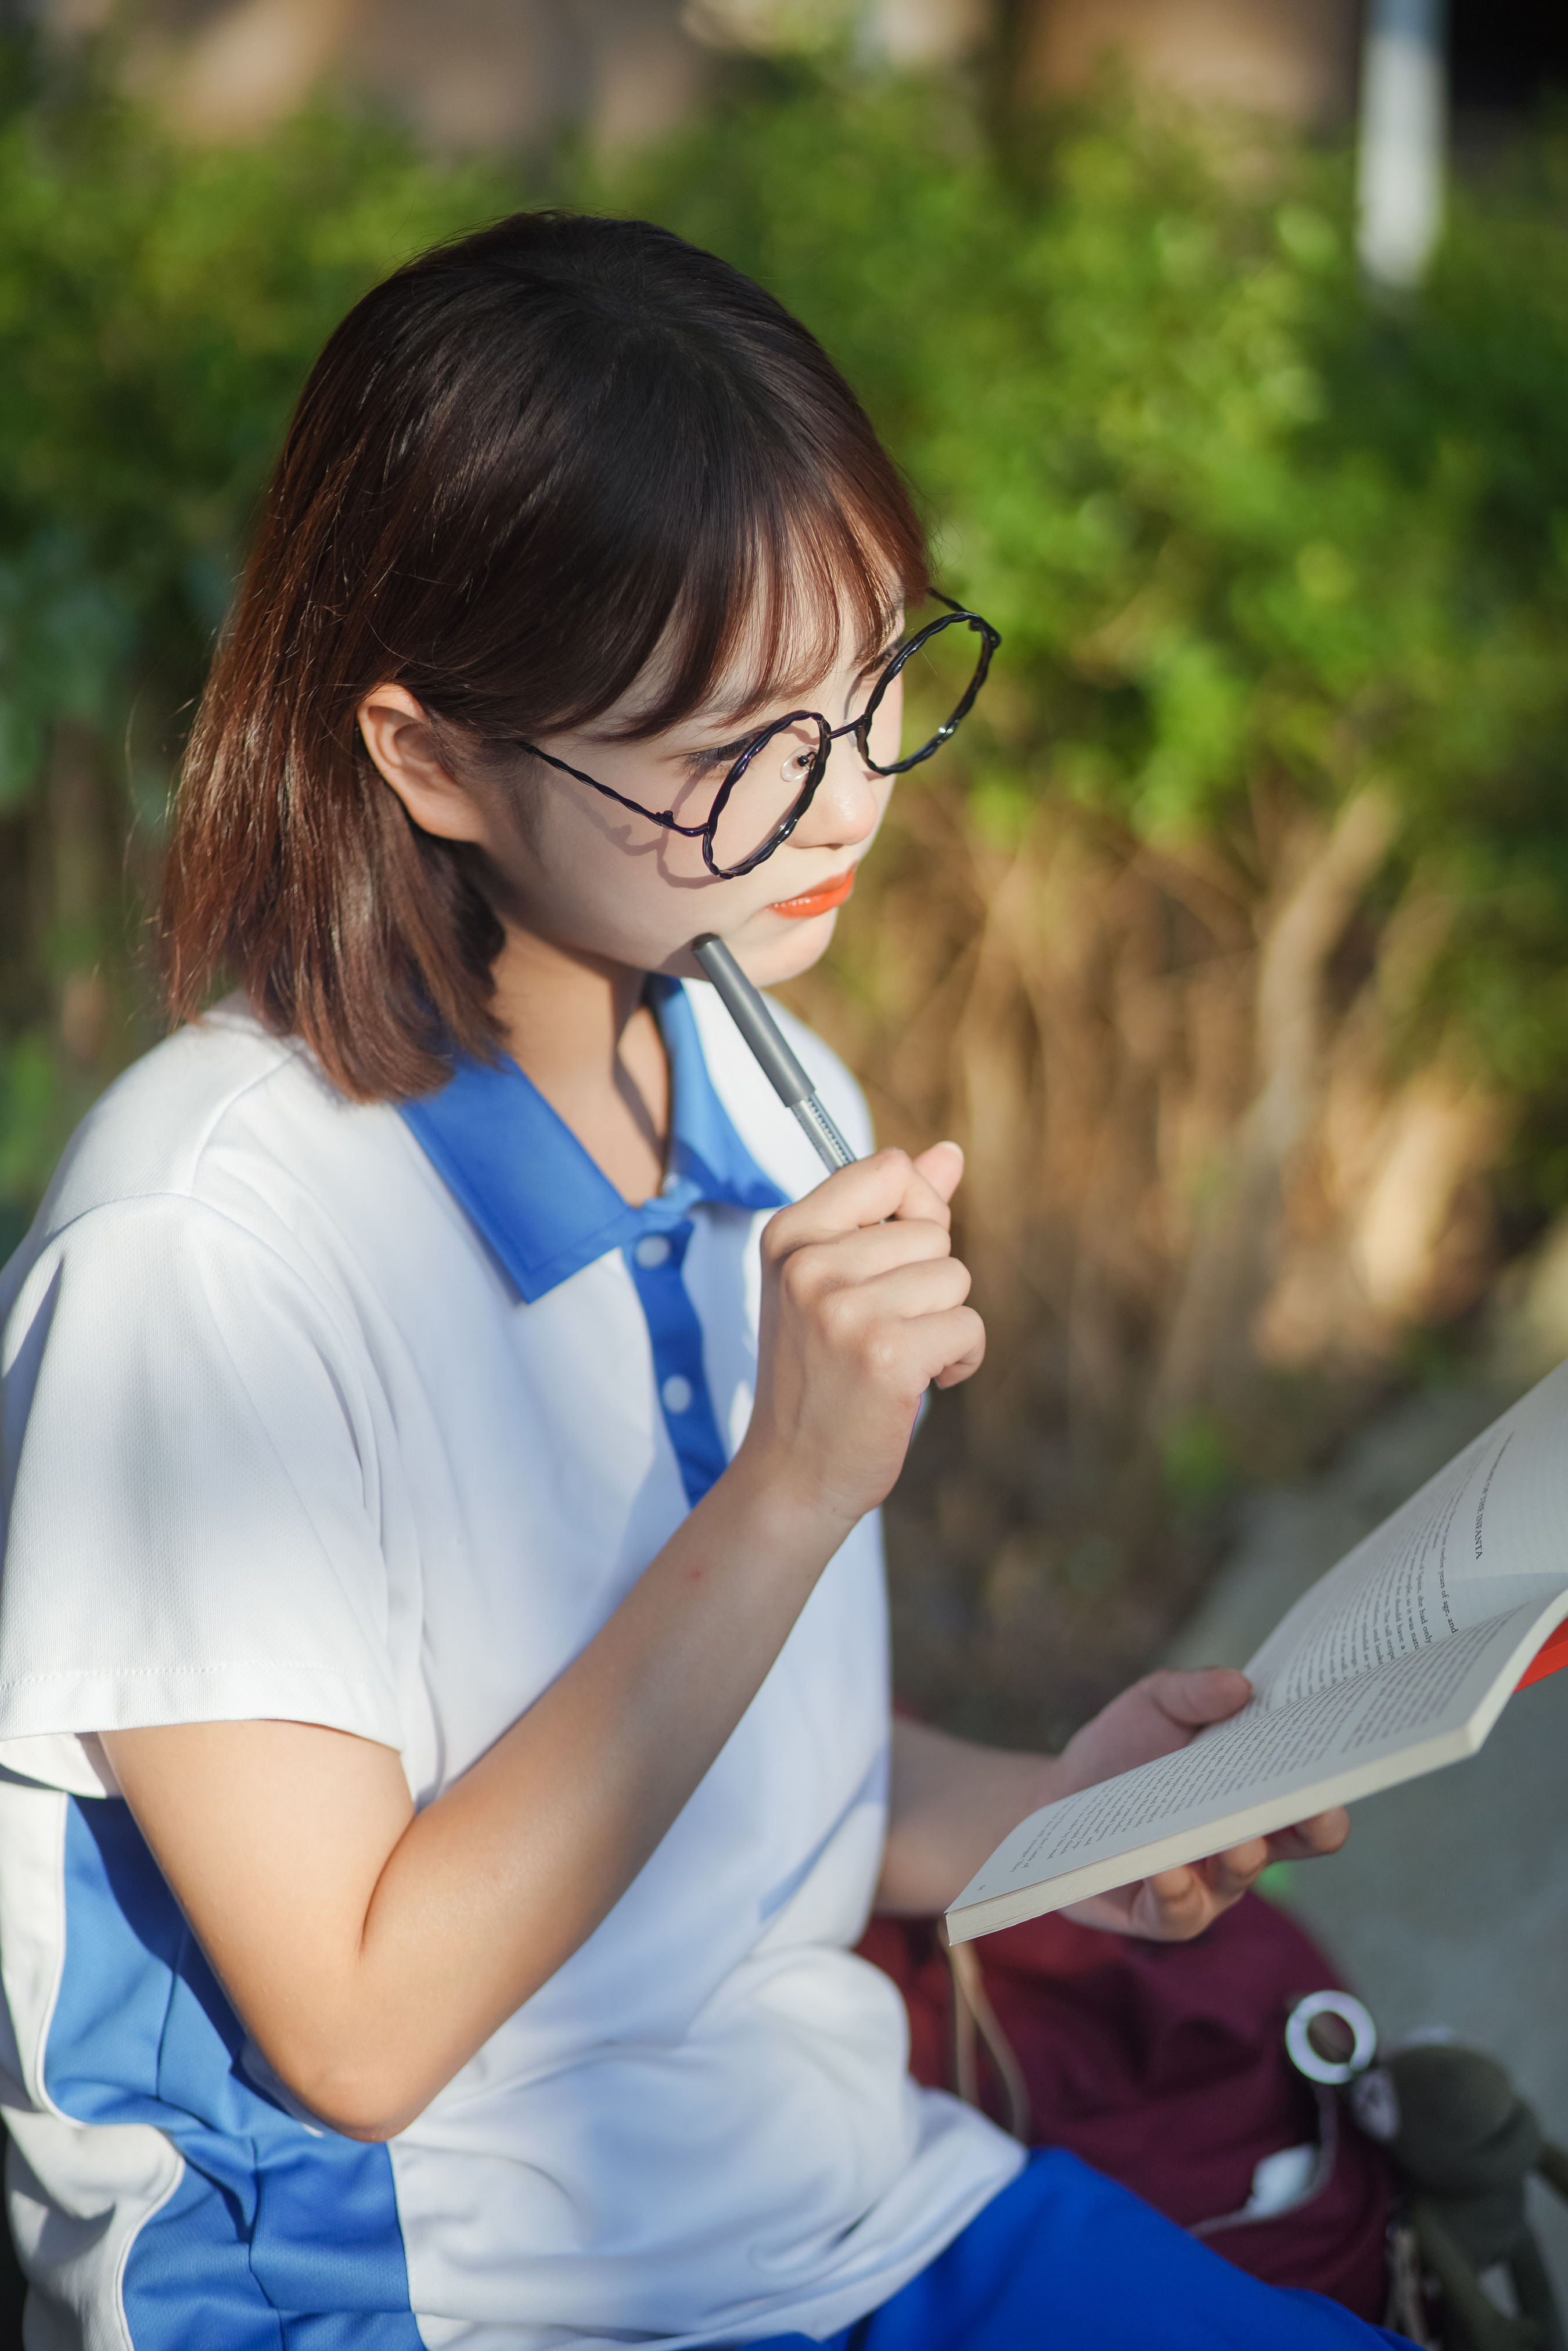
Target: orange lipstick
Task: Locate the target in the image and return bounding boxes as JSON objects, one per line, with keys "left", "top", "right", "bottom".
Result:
{"left": 768, "top": 867, "right": 856, "bottom": 921}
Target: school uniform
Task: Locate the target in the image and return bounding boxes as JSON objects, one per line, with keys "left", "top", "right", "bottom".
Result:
{"left": 0, "top": 988, "right": 1410, "bottom": 2349}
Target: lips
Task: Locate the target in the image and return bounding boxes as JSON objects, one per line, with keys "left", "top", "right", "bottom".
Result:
{"left": 768, "top": 867, "right": 856, "bottom": 920}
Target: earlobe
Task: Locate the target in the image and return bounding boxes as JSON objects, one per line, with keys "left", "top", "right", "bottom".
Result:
{"left": 357, "top": 684, "right": 488, "bottom": 846}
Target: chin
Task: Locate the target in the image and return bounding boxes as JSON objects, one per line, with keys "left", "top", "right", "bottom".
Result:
{"left": 733, "top": 906, "right": 840, "bottom": 989}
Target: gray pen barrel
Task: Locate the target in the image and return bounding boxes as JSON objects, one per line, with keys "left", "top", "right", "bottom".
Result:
{"left": 789, "top": 1095, "right": 857, "bottom": 1172}
{"left": 691, "top": 933, "right": 857, "bottom": 1173}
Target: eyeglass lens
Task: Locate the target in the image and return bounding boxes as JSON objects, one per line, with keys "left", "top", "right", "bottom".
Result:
{"left": 706, "top": 606, "right": 992, "bottom": 876}
{"left": 707, "top": 718, "right": 826, "bottom": 876}
{"left": 861, "top": 607, "right": 994, "bottom": 777}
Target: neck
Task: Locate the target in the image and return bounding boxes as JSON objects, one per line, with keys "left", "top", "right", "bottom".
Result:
{"left": 487, "top": 922, "right": 670, "bottom": 1207}
{"left": 489, "top": 923, "right": 644, "bottom": 1087}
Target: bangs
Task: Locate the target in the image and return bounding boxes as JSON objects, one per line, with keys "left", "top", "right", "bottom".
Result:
{"left": 164, "top": 210, "right": 934, "bottom": 1100}
{"left": 433, "top": 294, "right": 932, "bottom": 750}
{"left": 592, "top": 486, "right": 926, "bottom": 745}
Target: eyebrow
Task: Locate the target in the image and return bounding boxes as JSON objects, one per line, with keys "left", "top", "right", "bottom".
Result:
{"left": 680, "top": 629, "right": 905, "bottom": 757}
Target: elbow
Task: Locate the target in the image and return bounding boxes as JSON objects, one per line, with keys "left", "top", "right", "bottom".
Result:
{"left": 245, "top": 2039, "right": 428, "bottom": 2145}
{"left": 329, "top": 2110, "right": 407, "bottom": 2147}
{"left": 305, "top": 2081, "right": 395, "bottom": 2142}
{"left": 297, "top": 2069, "right": 430, "bottom": 2144}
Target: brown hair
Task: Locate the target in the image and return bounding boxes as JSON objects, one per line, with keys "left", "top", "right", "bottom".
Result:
{"left": 161, "top": 210, "right": 930, "bottom": 1100}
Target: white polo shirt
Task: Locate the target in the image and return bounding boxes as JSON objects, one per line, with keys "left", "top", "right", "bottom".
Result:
{"left": 0, "top": 985, "right": 1020, "bottom": 2350}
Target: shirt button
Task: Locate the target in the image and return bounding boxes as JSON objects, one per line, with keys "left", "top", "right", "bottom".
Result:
{"left": 635, "top": 1234, "right": 671, "bottom": 1269}
{"left": 661, "top": 1374, "right": 693, "bottom": 1415}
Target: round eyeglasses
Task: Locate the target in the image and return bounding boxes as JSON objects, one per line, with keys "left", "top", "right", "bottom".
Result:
{"left": 518, "top": 596, "right": 1001, "bottom": 881}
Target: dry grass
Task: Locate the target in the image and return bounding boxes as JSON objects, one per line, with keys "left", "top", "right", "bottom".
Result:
{"left": 781, "top": 775, "right": 1506, "bottom": 1746}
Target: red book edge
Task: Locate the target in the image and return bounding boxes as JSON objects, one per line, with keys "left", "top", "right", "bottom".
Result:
{"left": 1516, "top": 1611, "right": 1568, "bottom": 1693}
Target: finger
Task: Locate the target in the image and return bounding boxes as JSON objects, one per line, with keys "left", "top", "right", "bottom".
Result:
{"left": 887, "top": 1149, "right": 956, "bottom": 1228}
{"left": 1137, "top": 1666, "right": 1253, "bottom": 1733}
{"left": 819, "top": 1257, "right": 974, "bottom": 1332}
{"left": 910, "top": 1140, "right": 963, "bottom": 1207}
{"left": 1126, "top": 1865, "right": 1215, "bottom": 1940}
{"left": 1264, "top": 1808, "right": 1350, "bottom": 1861}
{"left": 1131, "top": 1839, "right": 1267, "bottom": 1938}
{"left": 1199, "top": 1837, "right": 1271, "bottom": 1899}
{"left": 786, "top": 1216, "right": 954, "bottom": 1293}
{"left": 925, "top": 1304, "right": 987, "bottom": 1387}
{"left": 819, "top": 1297, "right": 986, "bottom": 1395}
{"left": 766, "top": 1149, "right": 950, "bottom": 1250}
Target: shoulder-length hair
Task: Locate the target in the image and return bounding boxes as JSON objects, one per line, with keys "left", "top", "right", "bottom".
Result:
{"left": 161, "top": 210, "right": 930, "bottom": 1100}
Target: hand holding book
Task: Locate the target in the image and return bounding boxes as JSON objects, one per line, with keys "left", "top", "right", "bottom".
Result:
{"left": 948, "top": 1361, "right": 1568, "bottom": 1944}
{"left": 1041, "top": 1666, "right": 1350, "bottom": 1941}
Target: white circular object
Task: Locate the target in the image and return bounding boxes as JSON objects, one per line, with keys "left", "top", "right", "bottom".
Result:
{"left": 1284, "top": 1990, "right": 1378, "bottom": 2085}
{"left": 634, "top": 1234, "right": 672, "bottom": 1268}
{"left": 660, "top": 1374, "right": 693, "bottom": 1415}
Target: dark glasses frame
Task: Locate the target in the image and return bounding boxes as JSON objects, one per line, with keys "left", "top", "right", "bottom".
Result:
{"left": 517, "top": 595, "right": 1001, "bottom": 881}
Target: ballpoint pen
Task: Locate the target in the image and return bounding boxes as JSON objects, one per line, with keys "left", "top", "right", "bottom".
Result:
{"left": 691, "top": 933, "right": 857, "bottom": 1174}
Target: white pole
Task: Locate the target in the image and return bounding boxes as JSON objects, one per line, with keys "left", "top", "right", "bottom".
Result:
{"left": 866, "top": 0, "right": 984, "bottom": 67}
{"left": 1357, "top": 0, "right": 1448, "bottom": 291}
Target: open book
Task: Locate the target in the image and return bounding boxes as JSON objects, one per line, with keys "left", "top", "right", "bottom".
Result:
{"left": 946, "top": 1362, "right": 1568, "bottom": 1944}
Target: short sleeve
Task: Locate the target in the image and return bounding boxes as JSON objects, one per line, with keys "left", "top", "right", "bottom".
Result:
{"left": 0, "top": 1196, "right": 404, "bottom": 1785}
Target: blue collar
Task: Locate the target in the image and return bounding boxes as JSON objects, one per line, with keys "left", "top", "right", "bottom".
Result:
{"left": 399, "top": 978, "right": 788, "bottom": 1302}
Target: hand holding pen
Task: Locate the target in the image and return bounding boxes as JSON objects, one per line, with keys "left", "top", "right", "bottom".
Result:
{"left": 691, "top": 929, "right": 977, "bottom": 1440}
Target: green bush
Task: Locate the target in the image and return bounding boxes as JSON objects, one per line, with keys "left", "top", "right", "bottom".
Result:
{"left": 5, "top": 49, "right": 1568, "bottom": 1241}
{"left": 607, "top": 84, "right": 1568, "bottom": 1110}
{"left": 0, "top": 57, "right": 516, "bottom": 817}
{"left": 0, "top": 44, "right": 520, "bottom": 1235}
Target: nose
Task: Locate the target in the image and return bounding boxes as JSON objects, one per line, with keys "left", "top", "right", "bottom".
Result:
{"left": 795, "top": 727, "right": 886, "bottom": 852}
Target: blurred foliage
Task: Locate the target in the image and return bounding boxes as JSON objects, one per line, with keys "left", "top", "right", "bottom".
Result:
{"left": 10, "top": 46, "right": 1568, "bottom": 1724}
{"left": 5, "top": 42, "right": 1568, "bottom": 1247}
{"left": 0, "top": 48, "right": 516, "bottom": 813}
{"left": 606, "top": 82, "right": 1568, "bottom": 1126}
{"left": 0, "top": 34, "right": 519, "bottom": 1241}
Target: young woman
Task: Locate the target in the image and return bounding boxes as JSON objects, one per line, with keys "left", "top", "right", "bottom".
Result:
{"left": 0, "top": 213, "right": 1404, "bottom": 2349}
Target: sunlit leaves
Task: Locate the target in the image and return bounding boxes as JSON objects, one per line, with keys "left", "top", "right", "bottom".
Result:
{"left": 3, "top": 57, "right": 1568, "bottom": 1192}
{"left": 0, "top": 67, "right": 517, "bottom": 820}
{"left": 612, "top": 82, "right": 1568, "bottom": 1122}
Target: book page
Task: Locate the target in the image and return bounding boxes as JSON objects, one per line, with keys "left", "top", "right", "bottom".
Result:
{"left": 1242, "top": 1360, "right": 1568, "bottom": 1711}
{"left": 950, "top": 1596, "right": 1560, "bottom": 1928}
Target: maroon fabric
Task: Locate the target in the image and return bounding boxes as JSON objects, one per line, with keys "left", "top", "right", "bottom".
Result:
{"left": 858, "top": 1892, "right": 1394, "bottom": 2323}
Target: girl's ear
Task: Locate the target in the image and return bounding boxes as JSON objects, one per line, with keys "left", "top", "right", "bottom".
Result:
{"left": 358, "top": 684, "right": 490, "bottom": 846}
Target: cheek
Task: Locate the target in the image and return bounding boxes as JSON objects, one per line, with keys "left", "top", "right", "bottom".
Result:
{"left": 517, "top": 787, "right": 727, "bottom": 955}
{"left": 869, "top": 676, "right": 904, "bottom": 770}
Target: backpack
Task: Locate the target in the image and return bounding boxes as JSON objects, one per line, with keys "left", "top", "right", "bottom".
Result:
{"left": 858, "top": 1891, "right": 1396, "bottom": 2323}
{"left": 859, "top": 1893, "right": 1568, "bottom": 2346}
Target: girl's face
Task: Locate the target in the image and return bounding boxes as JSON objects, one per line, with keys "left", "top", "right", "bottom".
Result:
{"left": 364, "top": 596, "right": 905, "bottom": 992}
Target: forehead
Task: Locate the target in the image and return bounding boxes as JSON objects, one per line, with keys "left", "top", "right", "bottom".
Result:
{"left": 591, "top": 549, "right": 906, "bottom": 746}
{"left": 701, "top": 599, "right": 900, "bottom": 730}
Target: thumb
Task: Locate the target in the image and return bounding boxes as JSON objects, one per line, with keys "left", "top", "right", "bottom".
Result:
{"left": 911, "top": 1139, "right": 964, "bottom": 1205}
{"left": 1149, "top": 1666, "right": 1253, "bottom": 1730}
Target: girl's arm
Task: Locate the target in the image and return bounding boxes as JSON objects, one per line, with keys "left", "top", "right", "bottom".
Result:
{"left": 876, "top": 1691, "right": 1350, "bottom": 1940}
{"left": 103, "top": 1146, "right": 980, "bottom": 2145}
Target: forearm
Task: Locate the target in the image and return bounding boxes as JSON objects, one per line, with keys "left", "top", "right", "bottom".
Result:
{"left": 106, "top": 1147, "right": 984, "bottom": 2141}
{"left": 353, "top": 1463, "right": 836, "bottom": 2104}
{"left": 875, "top": 1715, "right": 1061, "bottom": 1917}
{"left": 108, "top": 1455, "right": 841, "bottom": 2142}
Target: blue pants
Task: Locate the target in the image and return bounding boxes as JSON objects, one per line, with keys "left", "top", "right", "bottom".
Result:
{"left": 752, "top": 2151, "right": 1411, "bottom": 2350}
